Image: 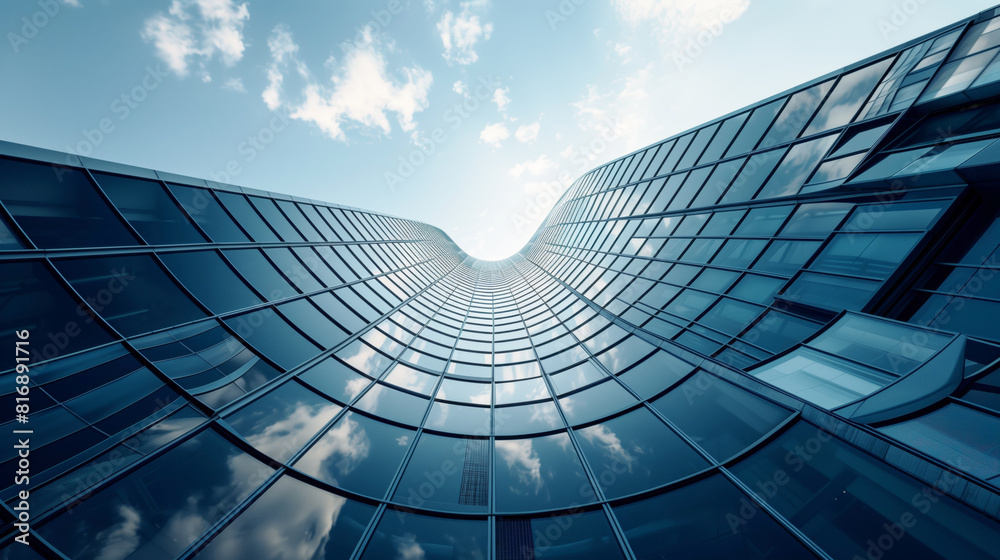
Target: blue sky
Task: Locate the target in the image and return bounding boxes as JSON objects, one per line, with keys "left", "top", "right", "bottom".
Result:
{"left": 2, "top": 0, "right": 997, "bottom": 259}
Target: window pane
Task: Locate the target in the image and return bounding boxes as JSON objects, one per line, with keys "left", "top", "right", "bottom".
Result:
{"left": 55, "top": 255, "right": 206, "bottom": 336}
{"left": 0, "top": 261, "right": 114, "bottom": 361}
{"left": 94, "top": 172, "right": 205, "bottom": 245}
{"left": 193, "top": 475, "right": 376, "bottom": 560}
{"left": 732, "top": 422, "right": 1000, "bottom": 559}
{"left": 756, "top": 135, "right": 838, "bottom": 200}
{"left": 167, "top": 183, "right": 249, "bottom": 242}
{"left": 494, "top": 432, "right": 595, "bottom": 512}
{"left": 576, "top": 407, "right": 708, "bottom": 498}
{"left": 249, "top": 196, "right": 303, "bottom": 241}
{"left": 39, "top": 429, "right": 274, "bottom": 560}
{"left": 393, "top": 433, "right": 489, "bottom": 512}
{"left": 361, "top": 511, "right": 488, "bottom": 560}
{"left": 224, "top": 248, "right": 299, "bottom": 301}
{"left": 759, "top": 80, "right": 834, "bottom": 148}
{"left": 217, "top": 192, "right": 280, "bottom": 242}
{"left": 0, "top": 157, "right": 138, "bottom": 248}
{"left": 804, "top": 58, "right": 893, "bottom": 135}
{"left": 614, "top": 474, "right": 815, "bottom": 559}
{"left": 653, "top": 372, "right": 791, "bottom": 460}
{"left": 159, "top": 250, "right": 263, "bottom": 314}
{"left": 498, "top": 510, "right": 626, "bottom": 560}
{"left": 727, "top": 99, "right": 784, "bottom": 156}
{"left": 224, "top": 309, "right": 321, "bottom": 370}
{"left": 224, "top": 380, "right": 341, "bottom": 462}
{"left": 295, "top": 411, "right": 415, "bottom": 498}
{"left": 720, "top": 148, "right": 785, "bottom": 203}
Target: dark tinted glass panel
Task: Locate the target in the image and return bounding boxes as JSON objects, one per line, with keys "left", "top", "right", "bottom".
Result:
{"left": 700, "top": 112, "right": 748, "bottom": 164}
{"left": 249, "top": 197, "right": 303, "bottom": 241}
{"left": 276, "top": 298, "right": 348, "bottom": 348}
{"left": 39, "top": 429, "right": 273, "bottom": 560}
{"left": 216, "top": 192, "right": 280, "bottom": 242}
{"left": 224, "top": 248, "right": 299, "bottom": 300}
{"left": 361, "top": 512, "right": 488, "bottom": 560}
{"left": 804, "top": 58, "right": 893, "bottom": 135}
{"left": 94, "top": 172, "right": 205, "bottom": 245}
{"left": 354, "top": 383, "right": 430, "bottom": 425}
{"left": 732, "top": 422, "right": 1000, "bottom": 560}
{"left": 276, "top": 200, "right": 323, "bottom": 242}
{"left": 759, "top": 80, "right": 833, "bottom": 148}
{"left": 167, "top": 183, "right": 250, "bottom": 242}
{"left": 225, "top": 381, "right": 341, "bottom": 462}
{"left": 159, "top": 250, "right": 262, "bottom": 313}
{"left": 615, "top": 474, "right": 815, "bottom": 559}
{"left": 393, "top": 433, "right": 489, "bottom": 512}
{"left": 576, "top": 407, "right": 708, "bottom": 498}
{"left": 653, "top": 372, "right": 791, "bottom": 460}
{"left": 495, "top": 432, "right": 594, "bottom": 512}
{"left": 0, "top": 261, "right": 114, "bottom": 361}
{"left": 298, "top": 356, "right": 373, "bottom": 404}
{"left": 0, "top": 158, "right": 137, "bottom": 248}
{"left": 500, "top": 510, "right": 625, "bottom": 560}
{"left": 720, "top": 149, "right": 785, "bottom": 203}
{"left": 295, "top": 411, "right": 415, "bottom": 498}
{"left": 756, "top": 135, "right": 838, "bottom": 200}
{"left": 193, "top": 475, "right": 376, "bottom": 560}
{"left": 224, "top": 309, "right": 320, "bottom": 370}
{"left": 726, "top": 99, "right": 784, "bottom": 156}
{"left": 56, "top": 255, "right": 206, "bottom": 336}
{"left": 0, "top": 212, "right": 24, "bottom": 249}
{"left": 264, "top": 247, "right": 323, "bottom": 293}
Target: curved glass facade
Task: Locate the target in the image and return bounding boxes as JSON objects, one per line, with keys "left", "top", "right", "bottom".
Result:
{"left": 4, "top": 7, "right": 1000, "bottom": 560}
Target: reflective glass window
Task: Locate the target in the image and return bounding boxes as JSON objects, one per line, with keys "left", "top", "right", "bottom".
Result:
{"left": 159, "top": 250, "right": 262, "bottom": 314}
{"left": 756, "top": 135, "right": 838, "bottom": 200}
{"left": 804, "top": 58, "right": 893, "bottom": 135}
{"left": 295, "top": 411, "right": 415, "bottom": 498}
{"left": 354, "top": 383, "right": 430, "bottom": 426}
{"left": 0, "top": 158, "right": 138, "bottom": 248}
{"left": 494, "top": 432, "right": 594, "bottom": 512}
{"left": 193, "top": 475, "right": 376, "bottom": 560}
{"left": 167, "top": 183, "right": 250, "bottom": 242}
{"left": 497, "top": 510, "right": 625, "bottom": 560}
{"left": 393, "top": 433, "right": 490, "bottom": 512}
{"left": 94, "top": 172, "right": 205, "bottom": 245}
{"left": 720, "top": 148, "right": 785, "bottom": 203}
{"left": 224, "top": 249, "right": 299, "bottom": 300}
{"left": 653, "top": 372, "right": 791, "bottom": 460}
{"left": 276, "top": 298, "right": 348, "bottom": 348}
{"left": 614, "top": 474, "right": 815, "bottom": 559}
{"left": 361, "top": 511, "right": 488, "bottom": 560}
{"left": 727, "top": 99, "right": 784, "bottom": 156}
{"left": 39, "top": 429, "right": 274, "bottom": 560}
{"left": 249, "top": 196, "right": 303, "bottom": 241}
{"left": 577, "top": 407, "right": 707, "bottom": 498}
{"left": 298, "top": 357, "right": 373, "bottom": 404}
{"left": 732, "top": 422, "right": 1000, "bottom": 559}
{"left": 225, "top": 381, "right": 341, "bottom": 462}
{"left": 426, "top": 401, "right": 491, "bottom": 435}
{"left": 0, "top": 261, "right": 114, "bottom": 359}
{"left": 224, "top": 309, "right": 321, "bottom": 370}
{"left": 759, "top": 80, "right": 834, "bottom": 148}
{"left": 56, "top": 254, "right": 206, "bottom": 336}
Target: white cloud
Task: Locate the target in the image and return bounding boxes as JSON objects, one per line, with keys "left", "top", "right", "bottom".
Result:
{"left": 492, "top": 87, "right": 510, "bottom": 112}
{"left": 263, "top": 26, "right": 433, "bottom": 143}
{"left": 64, "top": 0, "right": 82, "bottom": 5}
{"left": 222, "top": 76, "right": 246, "bottom": 92}
{"left": 452, "top": 80, "right": 469, "bottom": 96}
{"left": 141, "top": 0, "right": 250, "bottom": 79}
{"left": 479, "top": 122, "right": 509, "bottom": 147}
{"left": 515, "top": 122, "right": 540, "bottom": 143}
{"left": 614, "top": 42, "right": 632, "bottom": 59}
{"left": 437, "top": 1, "right": 494, "bottom": 65}
{"left": 612, "top": 0, "right": 750, "bottom": 51}
{"left": 509, "top": 154, "right": 556, "bottom": 178}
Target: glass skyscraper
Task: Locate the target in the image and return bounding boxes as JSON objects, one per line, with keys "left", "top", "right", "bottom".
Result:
{"left": 4, "top": 6, "right": 1000, "bottom": 560}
